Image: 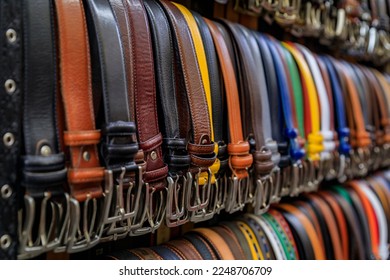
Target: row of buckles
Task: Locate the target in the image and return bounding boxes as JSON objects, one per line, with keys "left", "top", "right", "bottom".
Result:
{"left": 18, "top": 154, "right": 68, "bottom": 259}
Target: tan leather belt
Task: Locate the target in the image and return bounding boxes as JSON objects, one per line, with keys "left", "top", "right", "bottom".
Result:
{"left": 192, "top": 228, "right": 235, "bottom": 259}
{"left": 54, "top": 0, "right": 104, "bottom": 253}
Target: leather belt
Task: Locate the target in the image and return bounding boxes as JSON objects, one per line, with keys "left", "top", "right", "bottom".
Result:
{"left": 354, "top": 181, "right": 389, "bottom": 259}
{"left": 192, "top": 228, "right": 235, "bottom": 259}
{"left": 124, "top": 0, "right": 168, "bottom": 235}
{"left": 85, "top": 0, "right": 140, "bottom": 242}
{"left": 184, "top": 232, "right": 217, "bottom": 260}
{"left": 269, "top": 209, "right": 300, "bottom": 259}
{"left": 212, "top": 226, "right": 246, "bottom": 259}
{"left": 256, "top": 35, "right": 291, "bottom": 194}
{"left": 294, "top": 200, "right": 327, "bottom": 258}
{"left": 331, "top": 186, "right": 368, "bottom": 259}
{"left": 151, "top": 245, "right": 182, "bottom": 260}
{"left": 193, "top": 13, "right": 228, "bottom": 219}
{"left": 276, "top": 207, "right": 315, "bottom": 259}
{"left": 315, "top": 55, "right": 340, "bottom": 181}
{"left": 236, "top": 220, "right": 265, "bottom": 260}
{"left": 283, "top": 43, "right": 323, "bottom": 192}
{"left": 220, "top": 20, "right": 275, "bottom": 214}
{"left": 143, "top": 0, "right": 190, "bottom": 228}
{"left": 173, "top": 4, "right": 220, "bottom": 222}
{"left": 247, "top": 215, "right": 285, "bottom": 259}
{"left": 159, "top": 0, "right": 216, "bottom": 218}
{"left": 204, "top": 19, "right": 253, "bottom": 214}
{"left": 277, "top": 204, "right": 326, "bottom": 259}
{"left": 333, "top": 61, "right": 371, "bottom": 178}
{"left": 165, "top": 239, "right": 203, "bottom": 260}
{"left": 307, "top": 194, "right": 344, "bottom": 259}
{"left": 18, "top": 0, "right": 68, "bottom": 259}
{"left": 321, "top": 56, "right": 351, "bottom": 181}
{"left": 54, "top": 0, "right": 105, "bottom": 253}
{"left": 262, "top": 213, "right": 297, "bottom": 259}
{"left": 0, "top": 0, "right": 22, "bottom": 260}
{"left": 220, "top": 222, "right": 253, "bottom": 259}
{"left": 263, "top": 37, "right": 306, "bottom": 196}
{"left": 280, "top": 43, "right": 308, "bottom": 194}
{"left": 296, "top": 45, "right": 336, "bottom": 180}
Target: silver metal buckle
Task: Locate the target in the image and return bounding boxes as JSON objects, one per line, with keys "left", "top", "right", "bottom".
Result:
{"left": 350, "top": 148, "right": 369, "bottom": 177}
{"left": 100, "top": 166, "right": 143, "bottom": 241}
{"left": 165, "top": 174, "right": 189, "bottom": 227}
{"left": 186, "top": 169, "right": 211, "bottom": 212}
{"left": 270, "top": 167, "right": 281, "bottom": 203}
{"left": 288, "top": 163, "right": 301, "bottom": 196}
{"left": 225, "top": 176, "right": 247, "bottom": 213}
{"left": 130, "top": 183, "right": 167, "bottom": 235}
{"left": 253, "top": 175, "right": 273, "bottom": 215}
{"left": 18, "top": 192, "right": 70, "bottom": 259}
{"left": 190, "top": 173, "right": 225, "bottom": 222}
{"left": 65, "top": 195, "right": 104, "bottom": 253}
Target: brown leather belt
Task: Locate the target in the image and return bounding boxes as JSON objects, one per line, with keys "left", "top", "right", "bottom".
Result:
{"left": 159, "top": 0, "right": 217, "bottom": 216}
{"left": 333, "top": 62, "right": 371, "bottom": 178}
{"left": 54, "top": 0, "right": 105, "bottom": 253}
{"left": 124, "top": 0, "right": 168, "bottom": 235}
{"left": 192, "top": 228, "right": 235, "bottom": 260}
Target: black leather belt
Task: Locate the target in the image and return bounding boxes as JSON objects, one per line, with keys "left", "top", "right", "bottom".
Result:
{"left": 0, "top": 0, "right": 22, "bottom": 260}
{"left": 19, "top": 0, "right": 68, "bottom": 259}
{"left": 84, "top": 0, "right": 140, "bottom": 241}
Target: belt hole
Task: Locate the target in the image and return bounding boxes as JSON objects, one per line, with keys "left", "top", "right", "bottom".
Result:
{"left": 0, "top": 235, "right": 11, "bottom": 250}
{"left": 1, "top": 184, "right": 12, "bottom": 199}
{"left": 83, "top": 151, "right": 91, "bottom": 161}
{"left": 40, "top": 145, "right": 52, "bottom": 156}
{"left": 150, "top": 151, "right": 157, "bottom": 160}
{"left": 4, "top": 79, "right": 16, "bottom": 95}
{"left": 6, "top": 29, "right": 17, "bottom": 43}
{"left": 3, "top": 132, "right": 15, "bottom": 147}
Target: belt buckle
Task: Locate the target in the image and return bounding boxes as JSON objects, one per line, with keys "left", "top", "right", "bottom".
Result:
{"left": 226, "top": 176, "right": 247, "bottom": 213}
{"left": 279, "top": 166, "right": 290, "bottom": 197}
{"left": 130, "top": 181, "right": 167, "bottom": 235}
{"left": 100, "top": 166, "right": 143, "bottom": 241}
{"left": 371, "top": 145, "right": 382, "bottom": 171}
{"left": 350, "top": 148, "right": 369, "bottom": 177}
{"left": 190, "top": 173, "right": 225, "bottom": 222}
{"left": 186, "top": 168, "right": 211, "bottom": 212}
{"left": 65, "top": 193, "right": 104, "bottom": 253}
{"left": 215, "top": 174, "right": 228, "bottom": 213}
{"left": 165, "top": 174, "right": 189, "bottom": 227}
{"left": 18, "top": 192, "right": 70, "bottom": 259}
{"left": 381, "top": 143, "right": 390, "bottom": 167}
{"left": 288, "top": 163, "right": 300, "bottom": 196}
{"left": 253, "top": 175, "right": 273, "bottom": 214}
{"left": 326, "top": 151, "right": 338, "bottom": 180}
{"left": 304, "top": 158, "right": 317, "bottom": 193}
{"left": 275, "top": 0, "right": 298, "bottom": 27}
{"left": 270, "top": 166, "right": 281, "bottom": 203}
